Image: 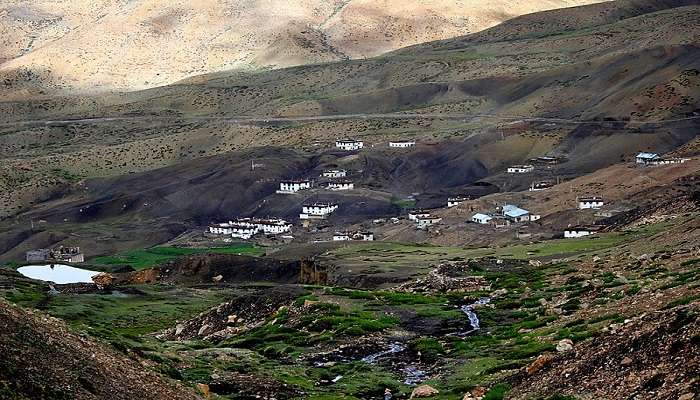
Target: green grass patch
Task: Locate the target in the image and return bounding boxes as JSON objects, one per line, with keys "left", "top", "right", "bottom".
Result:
{"left": 91, "top": 244, "right": 264, "bottom": 270}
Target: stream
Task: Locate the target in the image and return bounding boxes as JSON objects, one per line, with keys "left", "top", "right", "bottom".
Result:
{"left": 458, "top": 297, "right": 492, "bottom": 336}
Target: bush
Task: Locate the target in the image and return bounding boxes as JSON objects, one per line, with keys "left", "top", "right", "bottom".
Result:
{"left": 484, "top": 383, "right": 511, "bottom": 400}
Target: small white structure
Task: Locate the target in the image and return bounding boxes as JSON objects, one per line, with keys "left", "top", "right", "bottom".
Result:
{"left": 635, "top": 152, "right": 659, "bottom": 164}
{"left": 389, "top": 140, "right": 416, "bottom": 148}
{"left": 277, "top": 179, "right": 311, "bottom": 194}
{"left": 507, "top": 165, "right": 535, "bottom": 174}
{"left": 322, "top": 169, "right": 347, "bottom": 178}
{"left": 336, "top": 139, "right": 364, "bottom": 151}
{"left": 325, "top": 180, "right": 354, "bottom": 191}
{"left": 502, "top": 204, "right": 532, "bottom": 223}
{"left": 415, "top": 216, "right": 442, "bottom": 229}
{"left": 529, "top": 181, "right": 553, "bottom": 191}
{"left": 447, "top": 196, "right": 470, "bottom": 208}
{"left": 333, "top": 232, "right": 351, "bottom": 241}
{"left": 300, "top": 202, "right": 339, "bottom": 219}
{"left": 333, "top": 231, "right": 374, "bottom": 241}
{"left": 408, "top": 210, "right": 431, "bottom": 221}
{"left": 577, "top": 197, "right": 604, "bottom": 210}
{"left": 471, "top": 213, "right": 493, "bottom": 224}
{"left": 564, "top": 226, "right": 602, "bottom": 238}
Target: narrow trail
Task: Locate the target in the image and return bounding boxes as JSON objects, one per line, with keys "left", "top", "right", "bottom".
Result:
{"left": 1, "top": 112, "right": 698, "bottom": 129}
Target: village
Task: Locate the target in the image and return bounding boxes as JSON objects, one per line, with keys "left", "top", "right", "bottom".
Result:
{"left": 198, "top": 136, "right": 690, "bottom": 249}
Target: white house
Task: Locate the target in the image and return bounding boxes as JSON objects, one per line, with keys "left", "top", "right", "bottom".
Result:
{"left": 529, "top": 181, "right": 553, "bottom": 191}
{"left": 502, "top": 204, "right": 532, "bottom": 223}
{"left": 408, "top": 210, "right": 431, "bottom": 221}
{"left": 325, "top": 180, "right": 354, "bottom": 191}
{"left": 416, "top": 216, "right": 442, "bottom": 229}
{"left": 230, "top": 224, "right": 259, "bottom": 240}
{"left": 336, "top": 139, "right": 364, "bottom": 151}
{"left": 577, "top": 197, "right": 604, "bottom": 210}
{"left": 277, "top": 179, "right": 311, "bottom": 194}
{"left": 209, "top": 222, "right": 235, "bottom": 235}
{"left": 333, "top": 231, "right": 374, "bottom": 241}
{"left": 471, "top": 213, "right": 493, "bottom": 224}
{"left": 333, "top": 232, "right": 351, "bottom": 241}
{"left": 564, "top": 226, "right": 602, "bottom": 238}
{"left": 507, "top": 165, "right": 535, "bottom": 174}
{"left": 648, "top": 157, "right": 690, "bottom": 165}
{"left": 322, "top": 169, "right": 347, "bottom": 178}
{"left": 300, "top": 202, "right": 339, "bottom": 219}
{"left": 249, "top": 218, "right": 292, "bottom": 235}
{"left": 635, "top": 152, "right": 659, "bottom": 164}
{"left": 389, "top": 140, "right": 416, "bottom": 148}
{"left": 447, "top": 196, "right": 470, "bottom": 208}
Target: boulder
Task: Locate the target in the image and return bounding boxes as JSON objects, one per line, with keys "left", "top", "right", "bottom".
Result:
{"left": 556, "top": 339, "right": 574, "bottom": 353}
{"left": 410, "top": 384, "right": 439, "bottom": 398}
{"left": 526, "top": 353, "right": 555, "bottom": 375}
{"left": 621, "top": 356, "right": 633, "bottom": 366}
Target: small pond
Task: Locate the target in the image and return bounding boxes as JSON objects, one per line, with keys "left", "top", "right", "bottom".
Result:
{"left": 17, "top": 264, "right": 99, "bottom": 284}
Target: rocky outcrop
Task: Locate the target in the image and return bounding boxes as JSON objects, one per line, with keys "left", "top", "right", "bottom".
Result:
{"left": 393, "top": 261, "right": 491, "bottom": 294}
{"left": 160, "top": 285, "right": 306, "bottom": 342}
{"left": 508, "top": 302, "right": 700, "bottom": 399}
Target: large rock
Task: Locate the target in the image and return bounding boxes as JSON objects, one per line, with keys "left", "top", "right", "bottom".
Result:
{"left": 411, "top": 384, "right": 439, "bottom": 398}
{"left": 526, "top": 353, "right": 555, "bottom": 375}
{"left": 556, "top": 339, "right": 574, "bottom": 353}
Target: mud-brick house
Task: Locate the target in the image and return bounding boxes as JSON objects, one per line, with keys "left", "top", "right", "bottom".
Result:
{"left": 336, "top": 139, "right": 364, "bottom": 151}
{"left": 507, "top": 165, "right": 534, "bottom": 173}
{"left": 564, "top": 225, "right": 603, "bottom": 238}
{"left": 389, "top": 140, "right": 416, "bottom": 148}
{"left": 325, "top": 180, "right": 354, "bottom": 191}
{"left": 408, "top": 210, "right": 431, "bottom": 221}
{"left": 322, "top": 169, "right": 347, "bottom": 178}
{"left": 415, "top": 216, "right": 442, "bottom": 229}
{"left": 277, "top": 179, "right": 311, "bottom": 194}
{"left": 230, "top": 224, "right": 259, "bottom": 240}
{"left": 448, "top": 196, "right": 471, "bottom": 208}
{"left": 577, "top": 196, "right": 604, "bottom": 210}
{"left": 300, "top": 202, "right": 339, "bottom": 219}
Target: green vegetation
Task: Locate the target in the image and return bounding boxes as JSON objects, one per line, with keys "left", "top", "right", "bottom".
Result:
{"left": 91, "top": 244, "right": 264, "bottom": 270}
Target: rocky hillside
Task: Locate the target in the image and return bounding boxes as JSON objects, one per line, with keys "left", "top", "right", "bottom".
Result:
{"left": 0, "top": 298, "right": 202, "bottom": 400}
{"left": 508, "top": 303, "right": 700, "bottom": 399}
{"left": 0, "top": 0, "right": 604, "bottom": 94}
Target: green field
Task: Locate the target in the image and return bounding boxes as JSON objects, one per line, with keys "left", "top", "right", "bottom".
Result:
{"left": 91, "top": 244, "right": 265, "bottom": 270}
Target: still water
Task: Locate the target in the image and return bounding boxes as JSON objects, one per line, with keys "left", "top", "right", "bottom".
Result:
{"left": 17, "top": 264, "right": 99, "bottom": 284}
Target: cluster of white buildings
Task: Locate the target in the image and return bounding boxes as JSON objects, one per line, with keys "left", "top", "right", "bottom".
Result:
{"left": 209, "top": 218, "right": 293, "bottom": 240}
{"left": 300, "top": 202, "right": 339, "bottom": 220}
{"left": 471, "top": 204, "right": 540, "bottom": 226}
{"left": 322, "top": 169, "right": 347, "bottom": 178}
{"left": 332, "top": 231, "right": 374, "bottom": 241}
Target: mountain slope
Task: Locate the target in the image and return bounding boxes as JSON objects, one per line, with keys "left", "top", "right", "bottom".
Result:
{"left": 0, "top": 298, "right": 202, "bottom": 400}
{"left": 0, "top": 0, "right": 606, "bottom": 93}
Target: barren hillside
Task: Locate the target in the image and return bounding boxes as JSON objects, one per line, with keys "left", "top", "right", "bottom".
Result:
{"left": 0, "top": 0, "right": 606, "bottom": 93}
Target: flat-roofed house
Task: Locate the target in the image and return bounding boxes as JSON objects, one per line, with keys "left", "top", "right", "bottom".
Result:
{"left": 230, "top": 224, "right": 259, "bottom": 240}
{"left": 577, "top": 197, "right": 604, "bottom": 210}
{"left": 447, "top": 196, "right": 470, "bottom": 208}
{"left": 471, "top": 213, "right": 493, "bottom": 224}
{"left": 333, "top": 232, "right": 351, "bottom": 241}
{"left": 507, "top": 165, "right": 534, "bottom": 174}
{"left": 322, "top": 169, "right": 347, "bottom": 178}
{"left": 408, "top": 210, "right": 431, "bottom": 221}
{"left": 325, "top": 180, "right": 354, "bottom": 191}
{"left": 277, "top": 179, "right": 311, "bottom": 194}
{"left": 389, "top": 140, "right": 416, "bottom": 148}
{"left": 635, "top": 152, "right": 659, "bottom": 164}
{"left": 415, "top": 216, "right": 442, "bottom": 229}
{"left": 300, "top": 202, "right": 339, "bottom": 219}
{"left": 502, "top": 204, "right": 531, "bottom": 223}
{"left": 336, "top": 139, "right": 364, "bottom": 151}
{"left": 564, "top": 225, "right": 603, "bottom": 238}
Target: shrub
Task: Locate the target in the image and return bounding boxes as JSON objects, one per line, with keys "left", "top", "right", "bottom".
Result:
{"left": 484, "top": 383, "right": 511, "bottom": 400}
